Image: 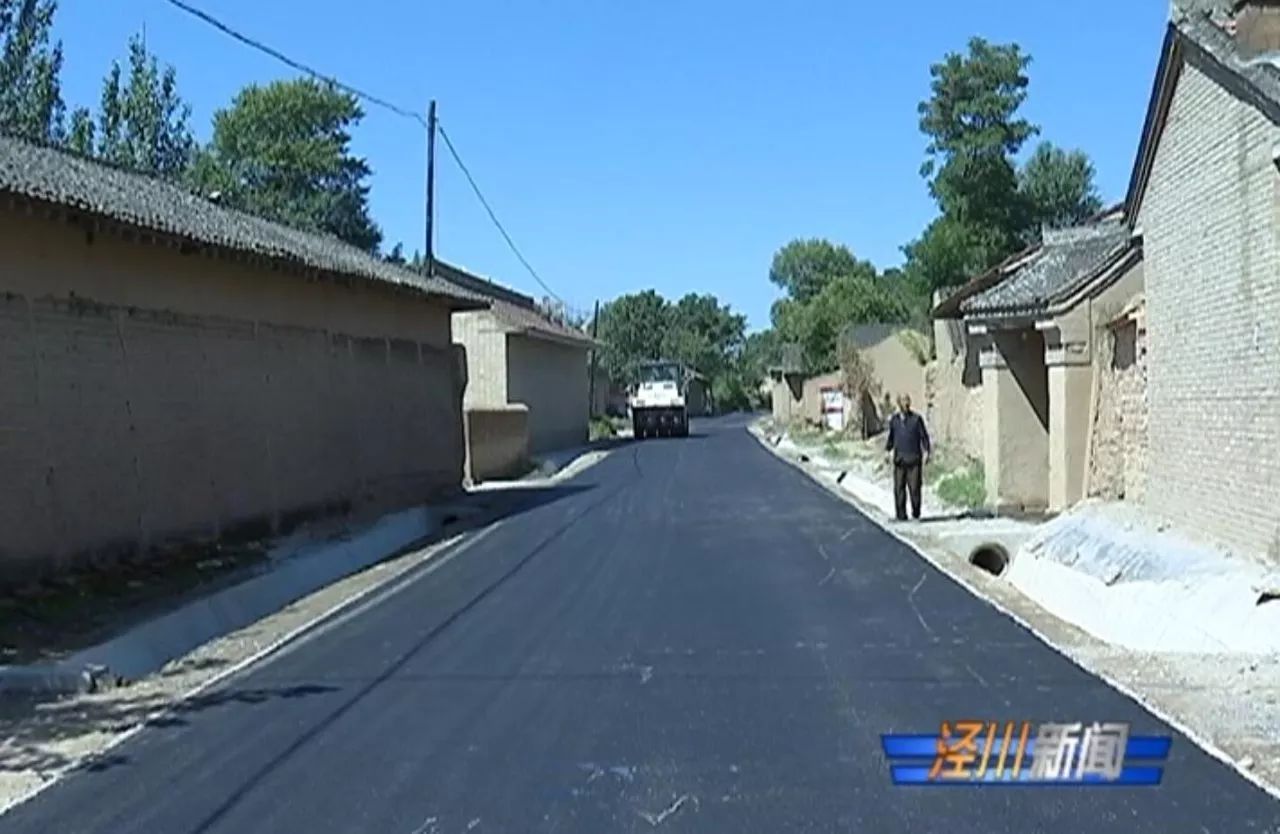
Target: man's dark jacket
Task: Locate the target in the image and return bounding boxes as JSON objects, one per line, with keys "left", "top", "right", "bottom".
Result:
{"left": 886, "top": 411, "right": 932, "bottom": 465}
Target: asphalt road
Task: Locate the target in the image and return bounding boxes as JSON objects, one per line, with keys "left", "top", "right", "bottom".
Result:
{"left": 3, "top": 415, "right": 1278, "bottom": 833}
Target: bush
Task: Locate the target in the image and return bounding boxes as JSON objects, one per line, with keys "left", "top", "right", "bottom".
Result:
{"left": 936, "top": 463, "right": 986, "bottom": 509}
{"left": 589, "top": 417, "right": 617, "bottom": 440}
{"left": 896, "top": 329, "right": 933, "bottom": 366}
{"left": 821, "top": 434, "right": 852, "bottom": 460}
{"left": 788, "top": 421, "right": 825, "bottom": 444}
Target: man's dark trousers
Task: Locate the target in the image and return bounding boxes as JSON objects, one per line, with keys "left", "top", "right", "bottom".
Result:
{"left": 894, "top": 460, "right": 922, "bottom": 521}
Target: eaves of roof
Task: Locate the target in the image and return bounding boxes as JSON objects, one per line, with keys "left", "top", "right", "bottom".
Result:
{"left": 0, "top": 133, "right": 485, "bottom": 311}
{"left": 931, "top": 244, "right": 1042, "bottom": 320}
{"left": 1126, "top": 13, "right": 1280, "bottom": 225}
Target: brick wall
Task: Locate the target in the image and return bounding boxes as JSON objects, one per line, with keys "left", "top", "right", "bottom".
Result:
{"left": 1088, "top": 320, "right": 1149, "bottom": 502}
{"left": 0, "top": 211, "right": 465, "bottom": 583}
{"left": 1138, "top": 59, "right": 1280, "bottom": 559}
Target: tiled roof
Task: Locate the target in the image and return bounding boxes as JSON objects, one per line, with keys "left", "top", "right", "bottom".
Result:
{"left": 0, "top": 133, "right": 483, "bottom": 309}
{"left": 961, "top": 217, "right": 1131, "bottom": 317}
{"left": 432, "top": 260, "right": 595, "bottom": 347}
{"left": 1176, "top": 7, "right": 1280, "bottom": 112}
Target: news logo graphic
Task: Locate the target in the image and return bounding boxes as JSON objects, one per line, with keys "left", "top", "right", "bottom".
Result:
{"left": 881, "top": 721, "right": 1172, "bottom": 785}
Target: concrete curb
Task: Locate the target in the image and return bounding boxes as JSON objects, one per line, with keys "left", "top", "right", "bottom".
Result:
{"left": 747, "top": 420, "right": 1280, "bottom": 801}
{"left": 470, "top": 438, "right": 626, "bottom": 493}
{"left": 0, "top": 506, "right": 445, "bottom": 698}
{"left": 531, "top": 437, "right": 629, "bottom": 478}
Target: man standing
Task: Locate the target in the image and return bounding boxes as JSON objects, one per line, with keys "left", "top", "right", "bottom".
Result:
{"left": 885, "top": 394, "right": 931, "bottom": 521}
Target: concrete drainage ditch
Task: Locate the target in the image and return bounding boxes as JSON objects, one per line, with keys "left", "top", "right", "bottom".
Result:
{"left": 918, "top": 526, "right": 1032, "bottom": 582}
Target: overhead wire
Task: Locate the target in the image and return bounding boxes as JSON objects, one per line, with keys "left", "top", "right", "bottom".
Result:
{"left": 161, "top": 0, "right": 570, "bottom": 309}
{"left": 436, "top": 124, "right": 564, "bottom": 306}
{"left": 164, "top": 0, "right": 427, "bottom": 127}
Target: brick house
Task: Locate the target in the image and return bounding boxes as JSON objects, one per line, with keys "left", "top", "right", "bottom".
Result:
{"left": 0, "top": 134, "right": 482, "bottom": 584}
{"left": 1123, "top": 1, "right": 1280, "bottom": 557}
{"left": 437, "top": 262, "right": 595, "bottom": 462}
{"left": 933, "top": 208, "right": 1144, "bottom": 513}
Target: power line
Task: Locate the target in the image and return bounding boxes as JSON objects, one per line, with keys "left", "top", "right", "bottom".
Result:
{"left": 437, "top": 123, "right": 564, "bottom": 306}
{"left": 164, "top": 0, "right": 426, "bottom": 128}
{"left": 162, "top": 0, "right": 571, "bottom": 308}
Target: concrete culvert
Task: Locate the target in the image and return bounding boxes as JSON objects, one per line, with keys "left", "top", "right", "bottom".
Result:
{"left": 969, "top": 544, "right": 1009, "bottom": 577}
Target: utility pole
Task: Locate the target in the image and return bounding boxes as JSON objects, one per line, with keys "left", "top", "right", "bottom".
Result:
{"left": 588, "top": 300, "right": 601, "bottom": 418}
{"left": 425, "top": 100, "right": 437, "bottom": 277}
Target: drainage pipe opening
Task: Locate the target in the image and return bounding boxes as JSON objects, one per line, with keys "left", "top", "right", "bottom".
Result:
{"left": 969, "top": 544, "right": 1009, "bottom": 577}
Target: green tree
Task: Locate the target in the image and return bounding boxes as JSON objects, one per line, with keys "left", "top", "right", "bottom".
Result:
{"left": 1019, "top": 141, "right": 1103, "bottom": 234}
{"left": 768, "top": 239, "right": 871, "bottom": 304}
{"left": 908, "top": 38, "right": 1038, "bottom": 292}
{"left": 0, "top": 0, "right": 65, "bottom": 143}
{"left": 738, "top": 329, "right": 780, "bottom": 384}
{"left": 65, "top": 105, "right": 92, "bottom": 155}
{"left": 189, "top": 79, "right": 382, "bottom": 252}
{"left": 662, "top": 293, "right": 746, "bottom": 379}
{"left": 596, "top": 290, "right": 670, "bottom": 384}
{"left": 383, "top": 242, "right": 406, "bottom": 264}
{"left": 901, "top": 214, "right": 1005, "bottom": 295}
{"left": 804, "top": 274, "right": 911, "bottom": 372}
{"left": 766, "top": 235, "right": 910, "bottom": 373}
{"left": 713, "top": 328, "right": 781, "bottom": 412}
{"left": 538, "top": 296, "right": 586, "bottom": 329}
{"left": 95, "top": 34, "right": 194, "bottom": 177}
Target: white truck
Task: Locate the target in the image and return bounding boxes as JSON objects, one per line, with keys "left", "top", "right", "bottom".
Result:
{"left": 629, "top": 360, "right": 690, "bottom": 439}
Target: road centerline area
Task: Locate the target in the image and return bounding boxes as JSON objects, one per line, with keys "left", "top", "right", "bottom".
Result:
{"left": 1, "top": 417, "right": 1277, "bottom": 833}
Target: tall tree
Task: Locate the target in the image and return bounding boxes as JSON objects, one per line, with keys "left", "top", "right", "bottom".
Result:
{"left": 766, "top": 238, "right": 904, "bottom": 373}
{"left": 65, "top": 105, "right": 92, "bottom": 155}
{"left": 0, "top": 0, "right": 65, "bottom": 143}
{"left": 768, "top": 239, "right": 870, "bottom": 304}
{"left": 189, "top": 79, "right": 382, "bottom": 252}
{"left": 95, "top": 34, "right": 194, "bottom": 177}
{"left": 909, "top": 38, "right": 1038, "bottom": 292}
{"left": 662, "top": 293, "right": 746, "bottom": 379}
{"left": 538, "top": 296, "right": 586, "bottom": 329}
{"left": 738, "top": 329, "right": 780, "bottom": 385}
{"left": 383, "top": 242, "right": 406, "bottom": 264}
{"left": 776, "top": 273, "right": 912, "bottom": 373}
{"left": 1019, "top": 141, "right": 1103, "bottom": 233}
{"left": 596, "top": 291, "right": 669, "bottom": 384}
{"left": 902, "top": 214, "right": 1007, "bottom": 295}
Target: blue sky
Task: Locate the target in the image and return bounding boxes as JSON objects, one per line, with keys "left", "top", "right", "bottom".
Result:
{"left": 52, "top": 0, "right": 1169, "bottom": 330}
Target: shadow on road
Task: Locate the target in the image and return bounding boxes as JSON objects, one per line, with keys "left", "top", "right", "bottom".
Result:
{"left": 0, "top": 681, "right": 341, "bottom": 776}
{"left": 0, "top": 481, "right": 598, "bottom": 782}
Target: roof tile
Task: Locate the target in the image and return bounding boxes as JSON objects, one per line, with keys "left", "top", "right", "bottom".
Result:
{"left": 961, "top": 218, "right": 1130, "bottom": 316}
{"left": 0, "top": 134, "right": 482, "bottom": 309}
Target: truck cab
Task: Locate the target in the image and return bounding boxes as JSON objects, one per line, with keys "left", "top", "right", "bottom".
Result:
{"left": 629, "top": 361, "right": 690, "bottom": 439}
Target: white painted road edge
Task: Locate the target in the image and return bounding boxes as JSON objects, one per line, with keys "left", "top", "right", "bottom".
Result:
{"left": 747, "top": 422, "right": 1280, "bottom": 802}
{"left": 0, "top": 523, "right": 501, "bottom": 818}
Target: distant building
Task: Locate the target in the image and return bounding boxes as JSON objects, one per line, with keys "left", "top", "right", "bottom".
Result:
{"left": 439, "top": 263, "right": 597, "bottom": 456}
